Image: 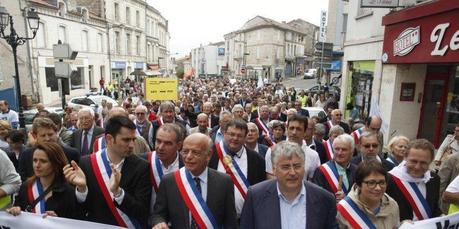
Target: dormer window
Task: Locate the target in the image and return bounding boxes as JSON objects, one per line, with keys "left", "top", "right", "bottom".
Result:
{"left": 58, "top": 1, "right": 66, "bottom": 17}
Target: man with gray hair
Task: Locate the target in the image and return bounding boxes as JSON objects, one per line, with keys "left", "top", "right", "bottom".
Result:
{"left": 351, "top": 131, "right": 394, "bottom": 171}
{"left": 210, "top": 110, "right": 233, "bottom": 143}
{"left": 71, "top": 107, "right": 105, "bottom": 155}
{"left": 189, "top": 113, "right": 212, "bottom": 135}
{"left": 148, "top": 101, "right": 187, "bottom": 149}
{"left": 240, "top": 141, "right": 337, "bottom": 228}
{"left": 134, "top": 105, "right": 151, "bottom": 142}
{"left": 312, "top": 134, "right": 357, "bottom": 202}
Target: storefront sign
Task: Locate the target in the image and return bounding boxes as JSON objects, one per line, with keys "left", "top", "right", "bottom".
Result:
{"left": 382, "top": 2, "right": 459, "bottom": 64}
{"left": 319, "top": 10, "right": 327, "bottom": 42}
{"left": 135, "top": 62, "right": 144, "bottom": 69}
{"left": 111, "top": 61, "right": 126, "bottom": 69}
{"left": 361, "top": 0, "right": 399, "bottom": 8}
{"left": 400, "top": 82, "right": 416, "bottom": 101}
{"left": 145, "top": 78, "right": 178, "bottom": 101}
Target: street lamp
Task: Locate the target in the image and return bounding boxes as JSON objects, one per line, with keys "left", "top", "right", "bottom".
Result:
{"left": 0, "top": 7, "right": 40, "bottom": 129}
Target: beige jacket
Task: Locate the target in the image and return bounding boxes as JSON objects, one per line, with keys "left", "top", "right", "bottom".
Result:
{"left": 337, "top": 184, "right": 400, "bottom": 229}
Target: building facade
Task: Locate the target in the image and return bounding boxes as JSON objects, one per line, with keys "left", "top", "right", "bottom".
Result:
{"left": 145, "top": 5, "right": 169, "bottom": 75}
{"left": 191, "top": 42, "right": 225, "bottom": 77}
{"left": 224, "top": 16, "right": 317, "bottom": 81}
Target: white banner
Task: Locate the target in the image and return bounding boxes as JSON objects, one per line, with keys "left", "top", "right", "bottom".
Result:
{"left": 399, "top": 212, "right": 459, "bottom": 229}
{"left": 0, "top": 211, "right": 124, "bottom": 229}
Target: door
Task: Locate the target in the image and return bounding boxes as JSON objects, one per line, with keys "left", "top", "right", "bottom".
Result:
{"left": 418, "top": 71, "right": 449, "bottom": 147}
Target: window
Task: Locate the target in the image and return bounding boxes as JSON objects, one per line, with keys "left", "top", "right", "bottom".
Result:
{"left": 277, "top": 31, "right": 281, "bottom": 42}
{"left": 96, "top": 33, "right": 103, "bottom": 52}
{"left": 45, "top": 67, "right": 58, "bottom": 91}
{"left": 136, "top": 11, "right": 140, "bottom": 27}
{"left": 256, "top": 47, "right": 260, "bottom": 59}
{"left": 136, "top": 35, "right": 140, "bottom": 55}
{"left": 257, "top": 30, "right": 261, "bottom": 41}
{"left": 81, "top": 30, "right": 88, "bottom": 51}
{"left": 114, "top": 3, "right": 119, "bottom": 22}
{"left": 126, "top": 33, "right": 131, "bottom": 55}
{"left": 357, "top": 0, "right": 373, "bottom": 18}
{"left": 126, "top": 7, "right": 130, "bottom": 25}
{"left": 70, "top": 67, "right": 84, "bottom": 89}
{"left": 58, "top": 25, "right": 66, "bottom": 43}
{"left": 58, "top": 2, "right": 66, "bottom": 17}
{"left": 146, "top": 19, "right": 150, "bottom": 34}
{"left": 35, "top": 22, "right": 46, "bottom": 48}
{"left": 115, "top": 31, "right": 120, "bottom": 54}
{"left": 276, "top": 47, "right": 280, "bottom": 59}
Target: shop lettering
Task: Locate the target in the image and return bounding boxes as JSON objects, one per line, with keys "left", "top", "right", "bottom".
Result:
{"left": 431, "top": 23, "right": 459, "bottom": 56}
{"left": 394, "top": 26, "right": 420, "bottom": 56}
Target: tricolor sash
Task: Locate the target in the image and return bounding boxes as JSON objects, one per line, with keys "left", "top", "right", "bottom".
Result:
{"left": 352, "top": 128, "right": 364, "bottom": 145}
{"left": 255, "top": 118, "right": 270, "bottom": 135}
{"left": 208, "top": 116, "right": 212, "bottom": 128}
{"left": 337, "top": 196, "right": 377, "bottom": 229}
{"left": 90, "top": 150, "right": 141, "bottom": 228}
{"left": 157, "top": 117, "right": 164, "bottom": 127}
{"left": 319, "top": 161, "right": 348, "bottom": 194}
{"left": 27, "top": 179, "right": 45, "bottom": 214}
{"left": 215, "top": 142, "right": 250, "bottom": 199}
{"left": 92, "top": 135, "right": 106, "bottom": 154}
{"left": 174, "top": 168, "right": 218, "bottom": 229}
{"left": 391, "top": 175, "right": 432, "bottom": 220}
{"left": 327, "top": 121, "right": 335, "bottom": 129}
{"left": 323, "top": 139, "right": 334, "bottom": 161}
{"left": 147, "top": 151, "right": 164, "bottom": 192}
{"left": 134, "top": 120, "right": 143, "bottom": 137}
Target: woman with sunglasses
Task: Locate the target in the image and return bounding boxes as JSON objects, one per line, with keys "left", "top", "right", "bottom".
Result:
{"left": 6, "top": 142, "right": 79, "bottom": 219}
{"left": 337, "top": 160, "right": 399, "bottom": 229}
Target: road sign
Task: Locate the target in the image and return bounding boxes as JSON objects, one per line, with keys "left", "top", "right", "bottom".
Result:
{"left": 54, "top": 62, "right": 72, "bottom": 78}
{"left": 314, "top": 50, "right": 333, "bottom": 58}
{"left": 315, "top": 42, "right": 333, "bottom": 51}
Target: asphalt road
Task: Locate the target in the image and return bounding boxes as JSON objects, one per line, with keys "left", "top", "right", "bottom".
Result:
{"left": 282, "top": 76, "right": 318, "bottom": 91}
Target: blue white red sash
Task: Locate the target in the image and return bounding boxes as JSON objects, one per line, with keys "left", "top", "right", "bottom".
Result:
{"left": 134, "top": 120, "right": 143, "bottom": 137}
{"left": 174, "top": 168, "right": 218, "bottom": 229}
{"left": 352, "top": 128, "right": 364, "bottom": 145}
{"left": 208, "top": 116, "right": 212, "bottom": 128}
{"left": 391, "top": 175, "right": 432, "bottom": 220}
{"left": 98, "top": 116, "right": 104, "bottom": 128}
{"left": 92, "top": 134, "right": 106, "bottom": 153}
{"left": 255, "top": 118, "right": 270, "bottom": 135}
{"left": 215, "top": 142, "right": 250, "bottom": 199}
{"left": 147, "top": 151, "right": 164, "bottom": 192}
{"left": 327, "top": 121, "right": 334, "bottom": 129}
{"left": 337, "top": 196, "right": 377, "bottom": 229}
{"left": 27, "top": 179, "right": 45, "bottom": 214}
{"left": 319, "top": 161, "right": 347, "bottom": 194}
{"left": 323, "top": 139, "right": 334, "bottom": 161}
{"left": 90, "top": 149, "right": 140, "bottom": 228}
{"left": 157, "top": 117, "right": 164, "bottom": 127}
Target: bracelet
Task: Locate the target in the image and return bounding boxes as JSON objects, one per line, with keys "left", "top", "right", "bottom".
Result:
{"left": 113, "top": 188, "right": 123, "bottom": 198}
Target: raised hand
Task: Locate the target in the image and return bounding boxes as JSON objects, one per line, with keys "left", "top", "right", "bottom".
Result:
{"left": 63, "top": 160, "right": 87, "bottom": 192}
{"left": 109, "top": 163, "right": 122, "bottom": 195}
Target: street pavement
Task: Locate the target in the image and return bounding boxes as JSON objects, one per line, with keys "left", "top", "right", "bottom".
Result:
{"left": 282, "top": 76, "right": 318, "bottom": 91}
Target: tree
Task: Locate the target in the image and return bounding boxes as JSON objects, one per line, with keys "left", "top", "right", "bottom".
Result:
{"left": 176, "top": 66, "right": 184, "bottom": 79}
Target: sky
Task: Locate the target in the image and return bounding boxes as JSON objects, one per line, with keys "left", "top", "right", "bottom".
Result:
{"left": 146, "top": 0, "right": 329, "bottom": 58}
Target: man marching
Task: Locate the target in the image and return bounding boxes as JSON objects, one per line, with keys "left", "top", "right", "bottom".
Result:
{"left": 64, "top": 116, "right": 151, "bottom": 228}
{"left": 152, "top": 133, "right": 237, "bottom": 228}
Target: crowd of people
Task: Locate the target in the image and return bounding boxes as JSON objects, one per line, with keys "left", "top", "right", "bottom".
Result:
{"left": 0, "top": 76, "right": 458, "bottom": 228}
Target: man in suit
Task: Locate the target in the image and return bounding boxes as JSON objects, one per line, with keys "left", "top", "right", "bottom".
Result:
{"left": 386, "top": 139, "right": 442, "bottom": 221}
{"left": 133, "top": 105, "right": 152, "bottom": 142}
{"left": 240, "top": 141, "right": 337, "bottom": 229}
{"left": 209, "top": 119, "right": 266, "bottom": 217}
{"left": 304, "top": 118, "right": 327, "bottom": 164}
{"left": 350, "top": 131, "right": 394, "bottom": 171}
{"left": 245, "top": 103, "right": 257, "bottom": 122}
{"left": 144, "top": 123, "right": 185, "bottom": 227}
{"left": 152, "top": 133, "right": 237, "bottom": 228}
{"left": 294, "top": 101, "right": 310, "bottom": 117}
{"left": 324, "top": 109, "right": 351, "bottom": 139}
{"left": 64, "top": 116, "right": 151, "bottom": 227}
{"left": 18, "top": 117, "right": 80, "bottom": 181}
{"left": 148, "top": 101, "right": 187, "bottom": 149}
{"left": 245, "top": 122, "right": 269, "bottom": 158}
{"left": 189, "top": 113, "right": 212, "bottom": 136}
{"left": 202, "top": 102, "right": 219, "bottom": 128}
{"left": 210, "top": 110, "right": 232, "bottom": 144}
{"left": 71, "top": 107, "right": 105, "bottom": 155}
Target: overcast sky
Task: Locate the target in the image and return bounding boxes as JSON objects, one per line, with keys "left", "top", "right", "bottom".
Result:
{"left": 146, "top": 0, "right": 329, "bottom": 58}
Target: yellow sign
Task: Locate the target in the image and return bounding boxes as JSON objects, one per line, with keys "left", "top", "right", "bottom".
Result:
{"left": 145, "top": 78, "right": 178, "bottom": 101}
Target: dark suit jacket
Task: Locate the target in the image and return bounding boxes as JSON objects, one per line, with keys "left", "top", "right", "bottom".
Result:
{"left": 350, "top": 155, "right": 395, "bottom": 172}
{"left": 209, "top": 145, "right": 266, "bottom": 186}
{"left": 78, "top": 153, "right": 152, "bottom": 227}
{"left": 152, "top": 168, "right": 237, "bottom": 228}
{"left": 312, "top": 161, "right": 357, "bottom": 194}
{"left": 148, "top": 118, "right": 187, "bottom": 149}
{"left": 240, "top": 179, "right": 338, "bottom": 229}
{"left": 311, "top": 139, "right": 327, "bottom": 164}
{"left": 71, "top": 126, "right": 105, "bottom": 155}
{"left": 18, "top": 143, "right": 80, "bottom": 181}
{"left": 297, "top": 108, "right": 310, "bottom": 118}
{"left": 210, "top": 114, "right": 219, "bottom": 128}
{"left": 257, "top": 144, "right": 269, "bottom": 159}
{"left": 324, "top": 121, "right": 351, "bottom": 139}
{"left": 386, "top": 172, "right": 442, "bottom": 221}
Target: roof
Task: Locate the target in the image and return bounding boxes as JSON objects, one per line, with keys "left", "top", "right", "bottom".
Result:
{"left": 240, "top": 15, "right": 307, "bottom": 35}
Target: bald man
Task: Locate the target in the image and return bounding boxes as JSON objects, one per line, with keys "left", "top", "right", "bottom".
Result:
{"left": 189, "top": 113, "right": 212, "bottom": 135}
{"left": 324, "top": 109, "right": 350, "bottom": 139}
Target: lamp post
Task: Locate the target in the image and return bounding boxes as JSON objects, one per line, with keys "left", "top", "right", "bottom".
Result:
{"left": 0, "top": 7, "right": 40, "bottom": 129}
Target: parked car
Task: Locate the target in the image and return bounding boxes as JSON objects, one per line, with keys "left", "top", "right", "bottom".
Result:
{"left": 24, "top": 106, "right": 65, "bottom": 130}
{"left": 306, "top": 85, "right": 341, "bottom": 97}
{"left": 303, "top": 69, "right": 317, "bottom": 79}
{"left": 303, "top": 107, "right": 327, "bottom": 120}
{"left": 67, "top": 95, "right": 119, "bottom": 111}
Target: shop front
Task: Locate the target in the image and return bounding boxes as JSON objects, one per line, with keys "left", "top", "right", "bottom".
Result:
{"left": 381, "top": 0, "right": 459, "bottom": 146}
{"left": 344, "top": 61, "right": 375, "bottom": 120}
{"left": 111, "top": 61, "right": 126, "bottom": 82}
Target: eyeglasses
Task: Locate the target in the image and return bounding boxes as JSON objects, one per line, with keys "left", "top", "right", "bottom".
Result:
{"left": 362, "top": 180, "right": 386, "bottom": 189}
{"left": 335, "top": 114, "right": 343, "bottom": 116}
{"left": 362, "top": 144, "right": 379, "bottom": 149}
{"left": 277, "top": 163, "right": 303, "bottom": 172}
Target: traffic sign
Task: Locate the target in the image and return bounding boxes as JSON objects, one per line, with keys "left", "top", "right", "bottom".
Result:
{"left": 314, "top": 50, "right": 333, "bottom": 58}
{"left": 315, "top": 42, "right": 333, "bottom": 51}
